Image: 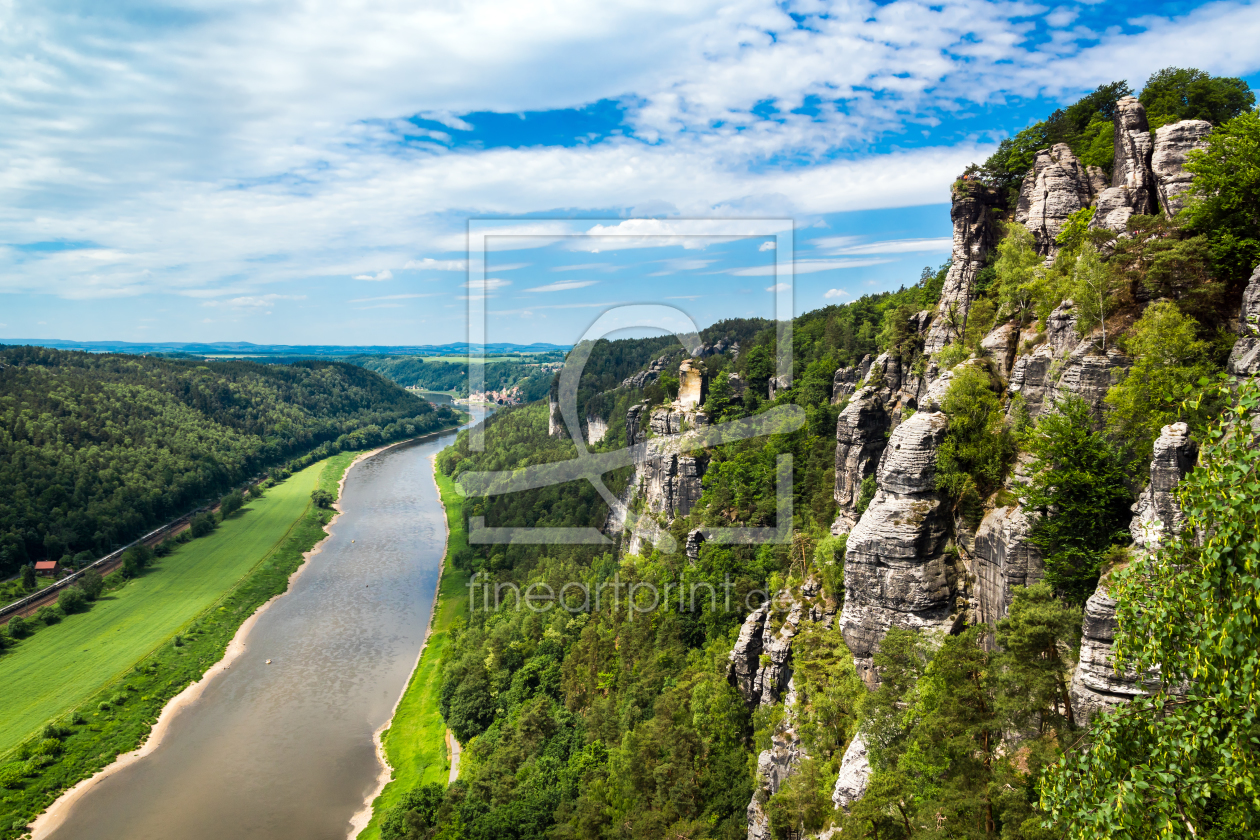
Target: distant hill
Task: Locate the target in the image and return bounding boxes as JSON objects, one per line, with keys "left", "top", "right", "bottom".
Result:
{"left": 0, "top": 339, "right": 569, "bottom": 358}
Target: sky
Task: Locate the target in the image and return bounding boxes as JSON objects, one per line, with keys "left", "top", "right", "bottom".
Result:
{"left": 1, "top": 0, "right": 1258, "bottom": 348}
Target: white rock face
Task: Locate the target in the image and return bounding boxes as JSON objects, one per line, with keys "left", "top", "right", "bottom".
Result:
{"left": 678, "top": 358, "right": 708, "bottom": 409}
{"left": 1152, "top": 119, "right": 1212, "bottom": 216}
{"left": 830, "top": 734, "right": 871, "bottom": 812}
{"left": 924, "top": 183, "right": 1002, "bottom": 354}
{"left": 832, "top": 385, "right": 891, "bottom": 534}
{"left": 1092, "top": 97, "right": 1156, "bottom": 233}
{"left": 1007, "top": 300, "right": 1079, "bottom": 418}
{"left": 584, "top": 411, "right": 609, "bottom": 444}
{"left": 548, "top": 389, "right": 565, "bottom": 438}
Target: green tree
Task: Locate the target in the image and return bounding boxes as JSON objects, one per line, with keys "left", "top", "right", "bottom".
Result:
{"left": 992, "top": 582, "right": 1082, "bottom": 732}
{"left": 994, "top": 224, "right": 1051, "bottom": 325}
{"left": 78, "top": 569, "right": 104, "bottom": 601}
{"left": 219, "top": 491, "right": 244, "bottom": 517}
{"left": 58, "top": 585, "right": 88, "bottom": 615}
{"left": 189, "top": 512, "right": 218, "bottom": 538}
{"left": 20, "top": 564, "right": 35, "bottom": 590}
{"left": 936, "top": 366, "right": 1014, "bottom": 524}
{"left": 1140, "top": 66, "right": 1255, "bottom": 128}
{"left": 1070, "top": 241, "right": 1124, "bottom": 349}
{"left": 1105, "top": 301, "right": 1218, "bottom": 462}
{"left": 1020, "top": 398, "right": 1132, "bottom": 603}
{"left": 381, "top": 782, "right": 446, "bottom": 840}
{"left": 703, "top": 372, "right": 733, "bottom": 420}
{"left": 1183, "top": 109, "right": 1260, "bottom": 293}
{"left": 1044, "top": 377, "right": 1260, "bottom": 839}
{"left": 310, "top": 489, "right": 335, "bottom": 509}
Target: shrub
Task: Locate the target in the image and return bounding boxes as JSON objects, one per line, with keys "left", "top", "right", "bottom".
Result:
{"left": 189, "top": 512, "right": 217, "bottom": 538}
{"left": 854, "top": 476, "right": 877, "bottom": 516}
{"left": 32, "top": 738, "right": 61, "bottom": 757}
{"left": 6, "top": 615, "right": 31, "bottom": 639}
{"left": 41, "top": 723, "right": 70, "bottom": 740}
{"left": 34, "top": 605, "right": 63, "bottom": 625}
{"left": 936, "top": 365, "right": 1015, "bottom": 522}
{"left": 0, "top": 764, "right": 24, "bottom": 789}
{"left": 219, "top": 491, "right": 244, "bottom": 517}
{"left": 310, "top": 489, "right": 335, "bottom": 509}
{"left": 98, "top": 701, "right": 111, "bottom": 711}
{"left": 58, "top": 585, "right": 88, "bottom": 614}
{"left": 248, "top": 484, "right": 263, "bottom": 499}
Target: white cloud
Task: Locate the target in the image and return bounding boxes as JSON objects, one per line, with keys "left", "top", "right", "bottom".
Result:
{"left": 461, "top": 278, "right": 512, "bottom": 290}
{"left": 348, "top": 293, "right": 436, "bottom": 302}
{"left": 766, "top": 283, "right": 790, "bottom": 292}
{"left": 405, "top": 258, "right": 467, "bottom": 271}
{"left": 203, "top": 294, "right": 307, "bottom": 309}
{"left": 524, "top": 280, "right": 598, "bottom": 292}
{"left": 815, "top": 237, "right": 954, "bottom": 255}
{"left": 759, "top": 241, "right": 775, "bottom": 251}
{"left": 824, "top": 288, "right": 851, "bottom": 299}
{"left": 733, "top": 258, "right": 893, "bottom": 276}
{"left": 354, "top": 269, "right": 394, "bottom": 281}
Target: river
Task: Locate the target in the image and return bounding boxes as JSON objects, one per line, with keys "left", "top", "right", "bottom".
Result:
{"left": 44, "top": 405, "right": 485, "bottom": 840}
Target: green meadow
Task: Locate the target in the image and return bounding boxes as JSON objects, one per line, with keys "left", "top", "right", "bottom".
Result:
{"left": 0, "top": 460, "right": 323, "bottom": 757}
{"left": 358, "top": 468, "right": 470, "bottom": 840}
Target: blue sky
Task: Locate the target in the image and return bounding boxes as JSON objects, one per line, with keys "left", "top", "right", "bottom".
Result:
{"left": 1, "top": 0, "right": 1258, "bottom": 346}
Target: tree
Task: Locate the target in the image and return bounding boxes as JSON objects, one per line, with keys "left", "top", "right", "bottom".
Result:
{"left": 310, "top": 489, "right": 335, "bottom": 509}
{"left": 381, "top": 782, "right": 446, "bottom": 840}
{"left": 1044, "top": 377, "right": 1260, "bottom": 839}
{"left": 219, "top": 491, "right": 244, "bottom": 517}
{"left": 1140, "top": 67, "right": 1255, "bottom": 128}
{"left": 1105, "top": 301, "right": 1218, "bottom": 462}
{"left": 78, "top": 569, "right": 104, "bottom": 601}
{"left": 994, "top": 224, "right": 1049, "bottom": 325}
{"left": 20, "top": 564, "right": 35, "bottom": 590}
{"left": 58, "top": 585, "right": 88, "bottom": 615}
{"left": 1020, "top": 398, "right": 1132, "bottom": 604}
{"left": 992, "top": 582, "right": 1082, "bottom": 732}
{"left": 189, "top": 512, "right": 217, "bottom": 537}
{"left": 1070, "top": 242, "right": 1124, "bottom": 350}
{"left": 7, "top": 615, "right": 31, "bottom": 639}
{"left": 936, "top": 365, "right": 1014, "bottom": 524}
{"left": 1183, "top": 109, "right": 1260, "bottom": 294}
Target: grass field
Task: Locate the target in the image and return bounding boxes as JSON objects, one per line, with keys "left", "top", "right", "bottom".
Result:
{"left": 0, "top": 461, "right": 324, "bottom": 757}
{"left": 357, "top": 467, "right": 470, "bottom": 840}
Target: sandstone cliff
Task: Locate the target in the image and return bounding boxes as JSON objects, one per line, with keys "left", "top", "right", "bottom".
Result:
{"left": 1015, "top": 144, "right": 1100, "bottom": 260}
{"left": 1151, "top": 119, "right": 1212, "bottom": 216}
{"left": 923, "top": 183, "right": 1002, "bottom": 354}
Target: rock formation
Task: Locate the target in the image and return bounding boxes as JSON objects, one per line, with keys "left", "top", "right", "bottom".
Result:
{"left": 746, "top": 681, "right": 805, "bottom": 840}
{"left": 584, "top": 410, "right": 609, "bottom": 445}
{"left": 979, "top": 321, "right": 1019, "bottom": 379}
{"left": 1015, "top": 144, "right": 1099, "bottom": 259}
{"left": 924, "top": 183, "right": 1002, "bottom": 354}
{"left": 548, "top": 386, "right": 565, "bottom": 438}
{"left": 973, "top": 504, "right": 1042, "bottom": 629}
{"left": 1228, "top": 265, "right": 1260, "bottom": 377}
{"left": 839, "top": 378, "right": 957, "bottom": 683}
{"left": 832, "top": 384, "right": 891, "bottom": 534}
{"left": 678, "top": 358, "right": 709, "bottom": 409}
{"left": 1151, "top": 119, "right": 1212, "bottom": 217}
{"left": 1069, "top": 422, "right": 1196, "bottom": 723}
{"left": 830, "top": 734, "right": 871, "bottom": 812}
{"left": 621, "top": 354, "right": 671, "bottom": 389}
{"left": 1091, "top": 97, "right": 1155, "bottom": 233}
{"left": 832, "top": 355, "right": 872, "bottom": 404}
{"left": 1051, "top": 340, "right": 1131, "bottom": 421}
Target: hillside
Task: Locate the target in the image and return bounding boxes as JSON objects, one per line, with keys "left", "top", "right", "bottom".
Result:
{"left": 381, "top": 69, "right": 1260, "bottom": 840}
{"left": 0, "top": 346, "right": 458, "bottom": 578}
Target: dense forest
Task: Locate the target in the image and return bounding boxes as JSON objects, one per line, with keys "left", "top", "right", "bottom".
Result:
{"left": 349, "top": 354, "right": 562, "bottom": 401}
{"left": 378, "top": 68, "right": 1260, "bottom": 840}
{"left": 0, "top": 346, "right": 458, "bottom": 577}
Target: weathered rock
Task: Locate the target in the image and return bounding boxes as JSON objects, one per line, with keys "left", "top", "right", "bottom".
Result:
{"left": 832, "top": 355, "right": 873, "bottom": 404}
{"left": 1052, "top": 341, "right": 1131, "bottom": 421}
{"left": 584, "top": 410, "right": 609, "bottom": 445}
{"left": 678, "top": 359, "right": 708, "bottom": 410}
{"left": 626, "top": 402, "right": 648, "bottom": 446}
{"left": 832, "top": 385, "right": 891, "bottom": 534}
{"left": 747, "top": 684, "right": 805, "bottom": 840}
{"left": 840, "top": 409, "right": 954, "bottom": 682}
{"left": 1130, "top": 422, "right": 1198, "bottom": 549}
{"left": 974, "top": 505, "right": 1043, "bottom": 629}
{"left": 769, "top": 374, "right": 790, "bottom": 400}
{"left": 1070, "top": 422, "right": 1196, "bottom": 723}
{"left": 1228, "top": 265, "right": 1260, "bottom": 376}
{"left": 1017, "top": 144, "right": 1098, "bottom": 259}
{"left": 728, "top": 581, "right": 838, "bottom": 708}
{"left": 924, "top": 183, "right": 1003, "bottom": 354}
{"left": 1091, "top": 97, "right": 1155, "bottom": 233}
{"left": 638, "top": 447, "right": 707, "bottom": 518}
{"left": 980, "top": 321, "right": 1019, "bottom": 378}
{"left": 621, "top": 354, "right": 671, "bottom": 389}
{"left": 548, "top": 388, "right": 565, "bottom": 438}
{"left": 685, "top": 528, "right": 706, "bottom": 562}
{"left": 728, "top": 605, "right": 768, "bottom": 704}
{"left": 1007, "top": 300, "right": 1082, "bottom": 419}
{"left": 831, "top": 734, "right": 871, "bottom": 812}
{"left": 728, "top": 372, "right": 748, "bottom": 399}
{"left": 1152, "top": 119, "right": 1212, "bottom": 216}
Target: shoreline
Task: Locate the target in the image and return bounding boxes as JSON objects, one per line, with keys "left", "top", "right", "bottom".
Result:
{"left": 27, "top": 437, "right": 411, "bottom": 840}
{"left": 346, "top": 451, "right": 453, "bottom": 839}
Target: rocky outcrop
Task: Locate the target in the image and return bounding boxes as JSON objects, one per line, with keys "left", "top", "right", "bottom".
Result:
{"left": 832, "top": 355, "right": 873, "bottom": 404}
{"left": 1152, "top": 119, "right": 1212, "bottom": 216}
{"left": 621, "top": 354, "right": 671, "bottom": 389}
{"left": 626, "top": 402, "right": 649, "bottom": 446}
{"left": 747, "top": 682, "right": 805, "bottom": 840}
{"left": 924, "top": 182, "right": 1003, "bottom": 354}
{"left": 729, "top": 605, "right": 769, "bottom": 703}
{"left": 1070, "top": 423, "right": 1196, "bottom": 723}
{"left": 1228, "top": 265, "right": 1260, "bottom": 377}
{"left": 1052, "top": 340, "right": 1131, "bottom": 421}
{"left": 974, "top": 504, "right": 1043, "bottom": 629}
{"left": 678, "top": 359, "right": 708, "bottom": 409}
{"left": 1016, "top": 144, "right": 1099, "bottom": 259}
{"left": 584, "top": 410, "right": 609, "bottom": 445}
{"left": 685, "top": 528, "right": 706, "bottom": 562}
{"left": 1007, "top": 300, "right": 1079, "bottom": 418}
{"left": 830, "top": 734, "right": 871, "bottom": 812}
{"left": 839, "top": 399, "right": 955, "bottom": 684}
{"left": 1091, "top": 97, "right": 1155, "bottom": 233}
{"left": 638, "top": 445, "right": 707, "bottom": 519}
{"left": 832, "top": 385, "right": 891, "bottom": 534}
{"left": 548, "top": 387, "right": 565, "bottom": 438}
{"left": 728, "top": 580, "right": 838, "bottom": 708}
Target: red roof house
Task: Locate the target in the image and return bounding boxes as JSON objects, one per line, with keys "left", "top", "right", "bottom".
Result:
{"left": 34, "top": 560, "right": 61, "bottom": 576}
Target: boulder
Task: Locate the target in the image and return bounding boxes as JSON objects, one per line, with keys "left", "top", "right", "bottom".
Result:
{"left": 1152, "top": 119, "right": 1212, "bottom": 216}
{"left": 621, "top": 354, "right": 670, "bottom": 389}
{"left": 924, "top": 183, "right": 1003, "bottom": 354}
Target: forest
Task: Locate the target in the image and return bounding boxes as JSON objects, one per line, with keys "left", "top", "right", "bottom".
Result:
{"left": 349, "top": 354, "right": 562, "bottom": 401}
{"left": 0, "top": 346, "right": 458, "bottom": 578}
{"left": 379, "top": 67, "right": 1260, "bottom": 840}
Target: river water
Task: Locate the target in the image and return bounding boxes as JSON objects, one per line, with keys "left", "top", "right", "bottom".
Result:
{"left": 46, "top": 407, "right": 484, "bottom": 840}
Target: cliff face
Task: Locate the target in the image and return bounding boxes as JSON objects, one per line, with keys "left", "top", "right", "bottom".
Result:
{"left": 1152, "top": 119, "right": 1213, "bottom": 216}
{"left": 1069, "top": 422, "right": 1197, "bottom": 723}
{"left": 839, "top": 377, "right": 957, "bottom": 684}
{"left": 1092, "top": 96, "right": 1156, "bottom": 233}
{"left": 1228, "top": 266, "right": 1260, "bottom": 376}
{"left": 974, "top": 503, "right": 1043, "bottom": 630}
{"left": 924, "top": 184, "right": 1002, "bottom": 354}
